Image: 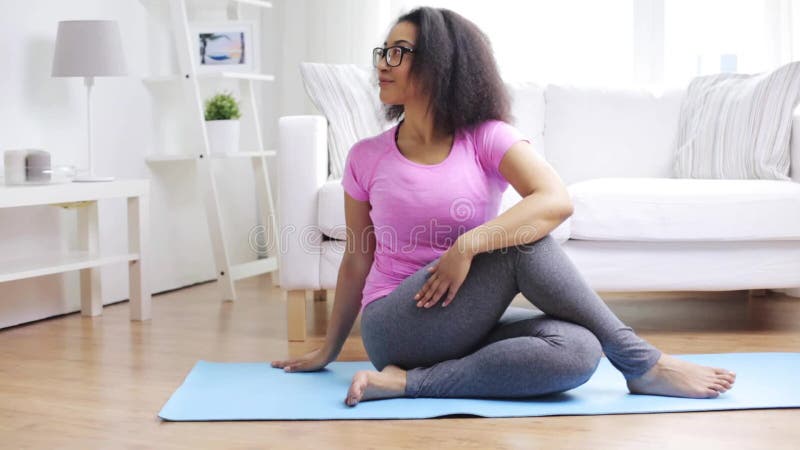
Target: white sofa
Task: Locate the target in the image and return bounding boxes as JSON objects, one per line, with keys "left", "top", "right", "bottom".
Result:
{"left": 277, "top": 83, "right": 800, "bottom": 341}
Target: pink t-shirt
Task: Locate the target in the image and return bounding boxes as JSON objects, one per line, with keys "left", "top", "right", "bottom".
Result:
{"left": 341, "top": 119, "right": 530, "bottom": 313}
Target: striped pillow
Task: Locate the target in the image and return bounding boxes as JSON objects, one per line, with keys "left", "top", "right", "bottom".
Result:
{"left": 673, "top": 61, "right": 800, "bottom": 180}
{"left": 299, "top": 63, "right": 392, "bottom": 179}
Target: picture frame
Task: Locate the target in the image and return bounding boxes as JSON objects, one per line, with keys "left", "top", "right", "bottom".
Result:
{"left": 190, "top": 21, "right": 258, "bottom": 73}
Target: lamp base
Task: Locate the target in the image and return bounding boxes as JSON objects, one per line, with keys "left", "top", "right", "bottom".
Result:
{"left": 74, "top": 175, "right": 115, "bottom": 182}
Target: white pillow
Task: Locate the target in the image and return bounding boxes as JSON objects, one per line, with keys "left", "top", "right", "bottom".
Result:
{"left": 299, "top": 62, "right": 392, "bottom": 179}
{"left": 673, "top": 61, "right": 800, "bottom": 180}
{"left": 543, "top": 84, "right": 684, "bottom": 185}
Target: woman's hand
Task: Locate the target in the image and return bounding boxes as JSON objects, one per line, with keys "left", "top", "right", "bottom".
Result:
{"left": 414, "top": 243, "right": 474, "bottom": 308}
{"left": 271, "top": 347, "right": 335, "bottom": 373}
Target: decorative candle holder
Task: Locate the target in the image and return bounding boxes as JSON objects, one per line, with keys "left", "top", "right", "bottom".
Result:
{"left": 3, "top": 149, "right": 77, "bottom": 185}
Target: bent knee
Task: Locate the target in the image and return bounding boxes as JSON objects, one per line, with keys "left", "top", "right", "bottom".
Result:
{"left": 562, "top": 322, "right": 603, "bottom": 378}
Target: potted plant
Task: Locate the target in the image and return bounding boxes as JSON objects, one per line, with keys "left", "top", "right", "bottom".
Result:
{"left": 204, "top": 91, "right": 242, "bottom": 155}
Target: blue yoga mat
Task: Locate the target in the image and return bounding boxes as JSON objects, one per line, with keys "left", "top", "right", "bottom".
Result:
{"left": 158, "top": 352, "right": 800, "bottom": 421}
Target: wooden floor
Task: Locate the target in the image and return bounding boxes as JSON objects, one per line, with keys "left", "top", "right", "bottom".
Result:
{"left": 1, "top": 276, "right": 799, "bottom": 449}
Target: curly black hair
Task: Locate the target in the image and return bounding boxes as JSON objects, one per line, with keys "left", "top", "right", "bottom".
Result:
{"left": 383, "top": 6, "right": 512, "bottom": 134}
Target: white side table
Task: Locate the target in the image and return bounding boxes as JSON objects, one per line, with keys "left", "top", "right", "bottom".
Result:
{"left": 0, "top": 179, "right": 151, "bottom": 320}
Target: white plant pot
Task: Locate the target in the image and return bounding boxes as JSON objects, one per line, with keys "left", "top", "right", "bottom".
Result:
{"left": 205, "top": 119, "right": 240, "bottom": 155}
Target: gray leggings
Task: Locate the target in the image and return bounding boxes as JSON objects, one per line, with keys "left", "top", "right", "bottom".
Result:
{"left": 360, "top": 233, "right": 662, "bottom": 399}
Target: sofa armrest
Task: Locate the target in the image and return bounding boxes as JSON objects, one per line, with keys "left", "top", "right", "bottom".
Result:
{"left": 277, "top": 115, "right": 328, "bottom": 290}
{"left": 792, "top": 114, "right": 800, "bottom": 183}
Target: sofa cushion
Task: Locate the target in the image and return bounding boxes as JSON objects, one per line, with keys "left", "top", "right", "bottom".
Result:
{"left": 568, "top": 177, "right": 800, "bottom": 241}
{"left": 543, "top": 85, "right": 685, "bottom": 185}
{"left": 319, "top": 179, "right": 570, "bottom": 244}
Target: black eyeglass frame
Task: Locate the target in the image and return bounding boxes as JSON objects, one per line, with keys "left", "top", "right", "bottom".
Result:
{"left": 372, "top": 45, "right": 416, "bottom": 68}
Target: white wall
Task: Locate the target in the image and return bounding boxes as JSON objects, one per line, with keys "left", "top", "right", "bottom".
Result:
{"left": 0, "top": 0, "right": 257, "bottom": 328}
{"left": 0, "top": 0, "right": 401, "bottom": 329}
{"left": 275, "top": 0, "right": 393, "bottom": 116}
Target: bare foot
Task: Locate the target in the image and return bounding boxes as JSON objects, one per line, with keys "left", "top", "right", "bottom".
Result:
{"left": 345, "top": 364, "right": 407, "bottom": 407}
{"left": 627, "top": 353, "right": 737, "bottom": 399}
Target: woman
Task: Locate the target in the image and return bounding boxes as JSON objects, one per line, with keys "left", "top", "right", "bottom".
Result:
{"left": 271, "top": 7, "right": 736, "bottom": 406}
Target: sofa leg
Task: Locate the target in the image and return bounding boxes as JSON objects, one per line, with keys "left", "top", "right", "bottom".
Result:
{"left": 271, "top": 268, "right": 281, "bottom": 287}
{"left": 774, "top": 287, "right": 800, "bottom": 298}
{"left": 313, "top": 289, "right": 327, "bottom": 302}
{"left": 286, "top": 289, "right": 307, "bottom": 342}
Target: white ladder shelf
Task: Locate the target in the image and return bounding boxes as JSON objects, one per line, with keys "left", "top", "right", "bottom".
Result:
{"left": 143, "top": 0, "right": 280, "bottom": 301}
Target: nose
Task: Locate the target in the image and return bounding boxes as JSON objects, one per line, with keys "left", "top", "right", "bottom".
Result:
{"left": 375, "top": 51, "right": 391, "bottom": 71}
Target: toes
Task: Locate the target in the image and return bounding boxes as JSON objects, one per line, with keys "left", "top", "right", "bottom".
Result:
{"left": 710, "top": 382, "right": 728, "bottom": 393}
{"left": 718, "top": 373, "right": 736, "bottom": 384}
{"left": 704, "top": 388, "right": 721, "bottom": 398}
{"left": 346, "top": 390, "right": 361, "bottom": 406}
{"left": 715, "top": 368, "right": 736, "bottom": 379}
{"left": 346, "top": 373, "right": 367, "bottom": 406}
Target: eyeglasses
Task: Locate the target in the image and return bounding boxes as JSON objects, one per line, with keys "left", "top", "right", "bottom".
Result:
{"left": 372, "top": 45, "right": 415, "bottom": 68}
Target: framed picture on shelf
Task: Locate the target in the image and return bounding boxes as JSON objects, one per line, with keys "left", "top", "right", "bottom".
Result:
{"left": 190, "top": 21, "right": 258, "bottom": 73}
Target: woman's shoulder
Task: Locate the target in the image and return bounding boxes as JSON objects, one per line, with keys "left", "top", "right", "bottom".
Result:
{"left": 461, "top": 119, "right": 519, "bottom": 147}
{"left": 356, "top": 124, "right": 395, "bottom": 147}
{"left": 465, "top": 118, "right": 515, "bottom": 135}
{"left": 347, "top": 124, "right": 397, "bottom": 165}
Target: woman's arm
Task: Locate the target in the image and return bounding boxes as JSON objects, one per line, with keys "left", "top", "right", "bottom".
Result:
{"left": 321, "top": 192, "right": 376, "bottom": 359}
{"left": 322, "top": 253, "right": 372, "bottom": 358}
{"left": 456, "top": 140, "right": 573, "bottom": 257}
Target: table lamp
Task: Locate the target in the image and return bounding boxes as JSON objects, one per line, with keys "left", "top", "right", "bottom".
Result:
{"left": 51, "top": 20, "right": 127, "bottom": 182}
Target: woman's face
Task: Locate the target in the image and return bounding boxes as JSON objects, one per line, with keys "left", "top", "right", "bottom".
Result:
{"left": 376, "top": 21, "right": 418, "bottom": 105}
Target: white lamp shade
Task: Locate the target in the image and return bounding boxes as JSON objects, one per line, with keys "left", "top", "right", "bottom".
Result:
{"left": 52, "top": 20, "right": 127, "bottom": 77}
